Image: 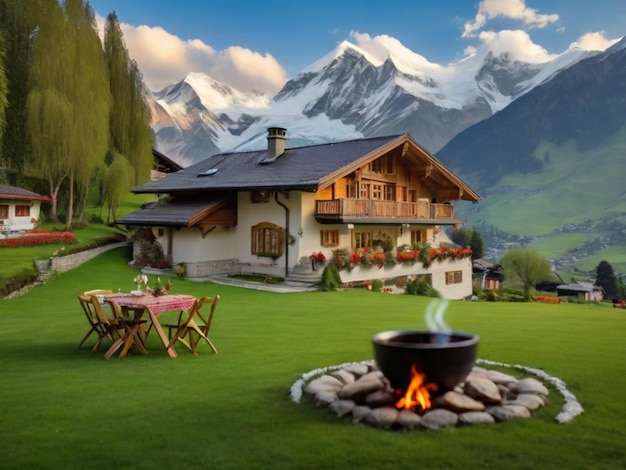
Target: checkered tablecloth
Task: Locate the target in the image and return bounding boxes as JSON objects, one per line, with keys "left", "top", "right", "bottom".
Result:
{"left": 108, "top": 294, "right": 196, "bottom": 316}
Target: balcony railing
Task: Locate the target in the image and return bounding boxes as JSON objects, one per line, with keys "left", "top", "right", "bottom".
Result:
{"left": 315, "top": 198, "right": 455, "bottom": 221}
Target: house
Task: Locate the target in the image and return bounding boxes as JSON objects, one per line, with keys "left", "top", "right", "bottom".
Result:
{"left": 472, "top": 258, "right": 503, "bottom": 290}
{"left": 556, "top": 281, "right": 604, "bottom": 301}
{"left": 152, "top": 148, "right": 183, "bottom": 181}
{"left": 0, "top": 184, "right": 51, "bottom": 238}
{"left": 117, "top": 128, "right": 480, "bottom": 299}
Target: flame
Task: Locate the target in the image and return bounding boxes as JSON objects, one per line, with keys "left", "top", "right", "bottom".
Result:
{"left": 395, "top": 365, "right": 438, "bottom": 411}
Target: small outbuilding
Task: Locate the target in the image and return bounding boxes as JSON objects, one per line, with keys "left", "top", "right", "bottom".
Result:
{"left": 556, "top": 281, "right": 604, "bottom": 301}
{"left": 0, "top": 184, "right": 51, "bottom": 238}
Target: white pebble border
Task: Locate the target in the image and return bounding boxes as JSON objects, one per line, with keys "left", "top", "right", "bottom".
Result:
{"left": 290, "top": 358, "right": 583, "bottom": 424}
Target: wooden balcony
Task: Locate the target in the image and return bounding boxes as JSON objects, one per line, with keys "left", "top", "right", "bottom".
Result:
{"left": 315, "top": 198, "right": 460, "bottom": 225}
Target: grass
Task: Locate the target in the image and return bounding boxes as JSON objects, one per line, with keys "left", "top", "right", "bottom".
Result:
{"left": 1, "top": 246, "right": 625, "bottom": 469}
{"left": 457, "top": 131, "right": 626, "bottom": 276}
{"left": 0, "top": 224, "right": 127, "bottom": 278}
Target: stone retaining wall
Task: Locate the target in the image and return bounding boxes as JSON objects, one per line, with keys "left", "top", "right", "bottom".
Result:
{"left": 35, "top": 241, "right": 129, "bottom": 275}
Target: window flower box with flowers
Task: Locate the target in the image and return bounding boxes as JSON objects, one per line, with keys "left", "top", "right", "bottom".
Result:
{"left": 311, "top": 251, "right": 326, "bottom": 270}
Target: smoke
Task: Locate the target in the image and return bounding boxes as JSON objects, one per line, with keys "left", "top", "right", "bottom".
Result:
{"left": 424, "top": 298, "right": 450, "bottom": 332}
{"left": 424, "top": 298, "right": 451, "bottom": 344}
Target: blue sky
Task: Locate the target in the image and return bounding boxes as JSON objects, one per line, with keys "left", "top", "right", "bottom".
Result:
{"left": 88, "top": 0, "right": 625, "bottom": 93}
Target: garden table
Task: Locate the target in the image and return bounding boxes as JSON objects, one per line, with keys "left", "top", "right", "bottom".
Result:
{"left": 104, "top": 293, "right": 196, "bottom": 359}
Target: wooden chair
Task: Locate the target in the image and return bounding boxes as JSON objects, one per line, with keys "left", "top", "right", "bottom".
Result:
{"left": 77, "top": 294, "right": 119, "bottom": 353}
{"left": 101, "top": 298, "right": 149, "bottom": 360}
{"left": 166, "top": 295, "right": 220, "bottom": 355}
{"left": 83, "top": 289, "right": 113, "bottom": 296}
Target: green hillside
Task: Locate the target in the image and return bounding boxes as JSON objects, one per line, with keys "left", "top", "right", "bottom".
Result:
{"left": 456, "top": 128, "right": 626, "bottom": 277}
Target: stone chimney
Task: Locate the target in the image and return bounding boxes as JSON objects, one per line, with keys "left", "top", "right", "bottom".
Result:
{"left": 267, "top": 127, "right": 287, "bottom": 160}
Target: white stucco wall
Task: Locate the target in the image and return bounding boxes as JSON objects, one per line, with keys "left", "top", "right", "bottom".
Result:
{"left": 338, "top": 256, "right": 472, "bottom": 300}
{"left": 148, "top": 190, "right": 473, "bottom": 297}
{"left": 0, "top": 199, "right": 43, "bottom": 237}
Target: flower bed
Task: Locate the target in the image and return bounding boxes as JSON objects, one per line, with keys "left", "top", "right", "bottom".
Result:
{"left": 0, "top": 230, "right": 75, "bottom": 247}
{"left": 534, "top": 296, "right": 560, "bottom": 304}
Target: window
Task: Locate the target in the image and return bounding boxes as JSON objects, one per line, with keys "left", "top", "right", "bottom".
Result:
{"left": 250, "top": 189, "right": 271, "bottom": 203}
{"left": 251, "top": 222, "right": 282, "bottom": 258}
{"left": 445, "top": 271, "right": 463, "bottom": 285}
{"left": 15, "top": 205, "right": 30, "bottom": 217}
{"left": 385, "top": 185, "right": 396, "bottom": 201}
{"left": 411, "top": 230, "right": 425, "bottom": 244}
{"left": 348, "top": 181, "right": 358, "bottom": 198}
{"left": 371, "top": 183, "right": 383, "bottom": 200}
{"left": 0, "top": 205, "right": 8, "bottom": 218}
{"left": 371, "top": 159, "right": 383, "bottom": 174}
{"left": 320, "top": 229, "right": 339, "bottom": 247}
{"left": 359, "top": 182, "right": 370, "bottom": 199}
{"left": 354, "top": 230, "right": 372, "bottom": 249}
{"left": 384, "top": 155, "right": 395, "bottom": 175}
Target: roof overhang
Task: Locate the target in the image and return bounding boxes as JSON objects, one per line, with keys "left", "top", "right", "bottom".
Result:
{"left": 115, "top": 196, "right": 236, "bottom": 228}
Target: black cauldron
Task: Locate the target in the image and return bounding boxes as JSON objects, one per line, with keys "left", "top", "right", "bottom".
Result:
{"left": 372, "top": 330, "right": 479, "bottom": 392}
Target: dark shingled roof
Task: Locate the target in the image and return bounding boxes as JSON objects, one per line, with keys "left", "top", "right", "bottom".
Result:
{"left": 0, "top": 185, "right": 51, "bottom": 201}
{"left": 132, "top": 135, "right": 402, "bottom": 194}
{"left": 116, "top": 197, "right": 226, "bottom": 226}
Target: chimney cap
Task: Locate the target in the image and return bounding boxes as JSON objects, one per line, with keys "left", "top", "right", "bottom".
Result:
{"left": 267, "top": 127, "right": 287, "bottom": 137}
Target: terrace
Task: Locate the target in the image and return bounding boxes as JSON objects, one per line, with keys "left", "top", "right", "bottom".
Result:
{"left": 315, "top": 198, "right": 461, "bottom": 224}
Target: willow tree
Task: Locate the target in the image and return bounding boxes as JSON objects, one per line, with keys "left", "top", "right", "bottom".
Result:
{"left": 102, "top": 149, "right": 133, "bottom": 223}
{"left": 500, "top": 247, "right": 553, "bottom": 301}
{"left": 63, "top": 0, "right": 111, "bottom": 224}
{"left": 26, "top": 0, "right": 110, "bottom": 226}
{"left": 26, "top": 0, "right": 72, "bottom": 219}
{"left": 104, "top": 12, "right": 153, "bottom": 188}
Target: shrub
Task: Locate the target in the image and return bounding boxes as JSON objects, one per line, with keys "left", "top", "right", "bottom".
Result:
{"left": 485, "top": 289, "right": 498, "bottom": 302}
{"left": 134, "top": 239, "right": 168, "bottom": 269}
{"left": 371, "top": 279, "right": 384, "bottom": 292}
{"left": 320, "top": 262, "right": 342, "bottom": 291}
{"left": 406, "top": 278, "right": 440, "bottom": 297}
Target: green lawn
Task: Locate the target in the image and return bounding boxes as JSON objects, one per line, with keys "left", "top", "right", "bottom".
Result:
{"left": 1, "top": 246, "right": 625, "bottom": 469}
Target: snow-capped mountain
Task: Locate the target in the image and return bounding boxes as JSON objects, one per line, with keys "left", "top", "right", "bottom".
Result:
{"left": 150, "top": 39, "right": 594, "bottom": 167}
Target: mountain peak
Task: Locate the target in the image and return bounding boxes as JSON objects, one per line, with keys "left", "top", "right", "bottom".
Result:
{"left": 180, "top": 72, "right": 270, "bottom": 110}
{"left": 302, "top": 40, "right": 377, "bottom": 75}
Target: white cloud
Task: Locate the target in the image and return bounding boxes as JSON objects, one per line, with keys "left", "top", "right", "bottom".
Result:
{"left": 463, "top": 0, "right": 559, "bottom": 38}
{"left": 477, "top": 30, "right": 556, "bottom": 63}
{"left": 97, "top": 15, "right": 287, "bottom": 94}
{"left": 568, "top": 32, "right": 620, "bottom": 51}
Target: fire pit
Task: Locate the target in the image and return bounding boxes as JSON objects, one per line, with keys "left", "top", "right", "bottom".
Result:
{"left": 372, "top": 330, "right": 479, "bottom": 393}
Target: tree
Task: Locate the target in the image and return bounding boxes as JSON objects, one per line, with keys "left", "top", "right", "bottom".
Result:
{"left": 104, "top": 12, "right": 153, "bottom": 186}
{"left": 26, "top": 0, "right": 72, "bottom": 220}
{"left": 595, "top": 260, "right": 618, "bottom": 299}
{"left": 469, "top": 227, "right": 484, "bottom": 260}
{"left": 0, "top": 0, "right": 36, "bottom": 176}
{"left": 451, "top": 227, "right": 484, "bottom": 260}
{"left": 500, "top": 247, "right": 552, "bottom": 301}
{"left": 102, "top": 149, "right": 133, "bottom": 223}
{"left": 26, "top": 0, "right": 110, "bottom": 227}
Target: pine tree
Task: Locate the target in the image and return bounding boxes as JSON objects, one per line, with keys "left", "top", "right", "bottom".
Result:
{"left": 595, "top": 260, "right": 618, "bottom": 299}
{"left": 469, "top": 227, "right": 485, "bottom": 260}
{"left": 0, "top": 0, "right": 35, "bottom": 176}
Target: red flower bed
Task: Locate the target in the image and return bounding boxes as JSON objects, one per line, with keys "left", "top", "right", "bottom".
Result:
{"left": 534, "top": 295, "right": 560, "bottom": 304}
{"left": 0, "top": 230, "right": 75, "bottom": 247}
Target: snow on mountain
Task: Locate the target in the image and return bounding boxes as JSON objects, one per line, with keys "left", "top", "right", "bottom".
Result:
{"left": 150, "top": 37, "right": 608, "bottom": 166}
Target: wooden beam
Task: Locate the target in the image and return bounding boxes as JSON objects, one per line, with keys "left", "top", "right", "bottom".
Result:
{"left": 200, "top": 225, "right": 217, "bottom": 238}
